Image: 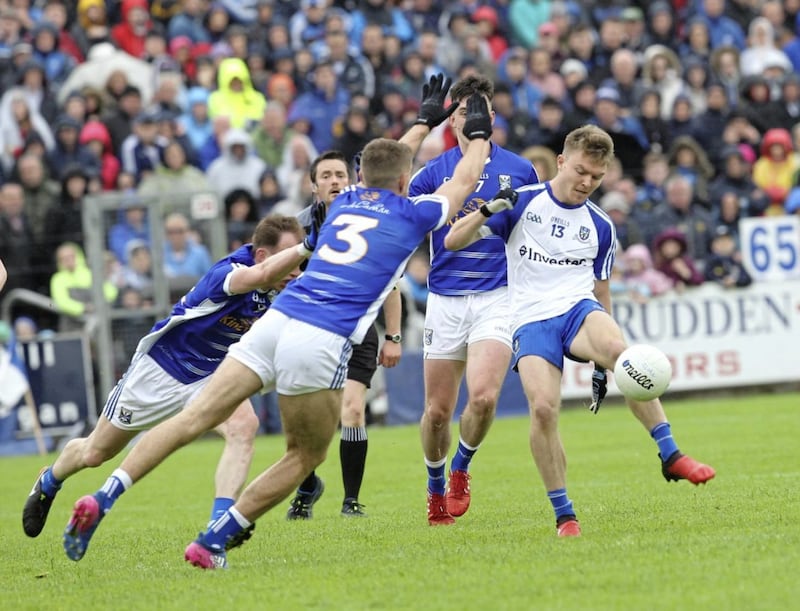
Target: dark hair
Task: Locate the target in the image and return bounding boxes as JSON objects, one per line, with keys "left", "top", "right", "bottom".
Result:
{"left": 251, "top": 214, "right": 303, "bottom": 249}
{"left": 449, "top": 75, "right": 494, "bottom": 104}
{"left": 309, "top": 150, "right": 349, "bottom": 184}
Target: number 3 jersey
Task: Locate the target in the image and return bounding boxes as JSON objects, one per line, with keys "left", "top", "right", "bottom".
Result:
{"left": 409, "top": 142, "right": 539, "bottom": 296}
{"left": 272, "top": 185, "right": 450, "bottom": 343}
{"left": 485, "top": 183, "right": 617, "bottom": 332}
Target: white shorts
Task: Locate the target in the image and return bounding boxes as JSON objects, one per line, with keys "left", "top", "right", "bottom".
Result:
{"left": 228, "top": 309, "right": 352, "bottom": 396}
{"left": 102, "top": 353, "right": 208, "bottom": 431}
{"left": 423, "top": 287, "right": 512, "bottom": 361}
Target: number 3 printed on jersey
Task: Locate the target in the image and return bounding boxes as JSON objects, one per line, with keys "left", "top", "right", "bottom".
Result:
{"left": 317, "top": 213, "right": 379, "bottom": 264}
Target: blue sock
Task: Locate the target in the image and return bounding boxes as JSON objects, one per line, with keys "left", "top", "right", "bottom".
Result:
{"left": 547, "top": 488, "right": 575, "bottom": 521}
{"left": 651, "top": 422, "right": 679, "bottom": 461}
{"left": 97, "top": 468, "right": 132, "bottom": 514}
{"left": 40, "top": 467, "right": 63, "bottom": 497}
{"left": 450, "top": 437, "right": 479, "bottom": 473}
{"left": 209, "top": 497, "right": 235, "bottom": 525}
{"left": 202, "top": 507, "right": 251, "bottom": 551}
{"left": 425, "top": 457, "right": 447, "bottom": 496}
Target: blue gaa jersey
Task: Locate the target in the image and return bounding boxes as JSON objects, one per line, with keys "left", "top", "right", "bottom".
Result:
{"left": 485, "top": 182, "right": 616, "bottom": 332}
{"left": 409, "top": 142, "right": 538, "bottom": 296}
{"left": 136, "top": 244, "right": 272, "bottom": 383}
{"left": 272, "top": 185, "right": 449, "bottom": 343}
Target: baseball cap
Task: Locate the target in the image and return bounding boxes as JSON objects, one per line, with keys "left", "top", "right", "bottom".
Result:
{"left": 600, "top": 191, "right": 630, "bottom": 214}
{"left": 596, "top": 87, "right": 621, "bottom": 104}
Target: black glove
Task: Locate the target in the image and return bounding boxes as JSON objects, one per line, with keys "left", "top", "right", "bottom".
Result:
{"left": 302, "top": 201, "right": 327, "bottom": 252}
{"left": 415, "top": 73, "right": 456, "bottom": 128}
{"left": 589, "top": 366, "right": 607, "bottom": 414}
{"left": 462, "top": 93, "right": 492, "bottom": 141}
{"left": 493, "top": 187, "right": 518, "bottom": 207}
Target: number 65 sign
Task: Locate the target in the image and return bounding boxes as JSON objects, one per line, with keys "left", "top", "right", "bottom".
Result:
{"left": 739, "top": 216, "right": 800, "bottom": 281}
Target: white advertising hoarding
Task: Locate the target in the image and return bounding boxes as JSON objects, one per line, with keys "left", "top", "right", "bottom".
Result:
{"left": 561, "top": 280, "right": 800, "bottom": 399}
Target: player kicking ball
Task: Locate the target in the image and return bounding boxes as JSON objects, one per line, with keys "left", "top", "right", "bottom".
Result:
{"left": 445, "top": 125, "right": 714, "bottom": 537}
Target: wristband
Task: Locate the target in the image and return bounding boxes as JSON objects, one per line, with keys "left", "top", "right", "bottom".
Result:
{"left": 479, "top": 204, "right": 493, "bottom": 218}
{"left": 385, "top": 333, "right": 402, "bottom": 344}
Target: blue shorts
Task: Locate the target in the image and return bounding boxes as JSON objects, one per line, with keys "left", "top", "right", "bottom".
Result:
{"left": 512, "top": 299, "right": 605, "bottom": 372}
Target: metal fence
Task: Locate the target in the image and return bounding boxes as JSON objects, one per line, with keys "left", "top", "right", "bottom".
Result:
{"left": 82, "top": 190, "right": 227, "bottom": 402}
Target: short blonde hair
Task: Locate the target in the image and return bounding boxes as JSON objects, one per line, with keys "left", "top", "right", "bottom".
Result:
{"left": 360, "top": 138, "right": 413, "bottom": 189}
{"left": 563, "top": 125, "right": 615, "bottom": 165}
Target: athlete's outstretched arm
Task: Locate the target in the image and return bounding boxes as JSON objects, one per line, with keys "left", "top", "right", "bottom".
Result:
{"left": 227, "top": 242, "right": 308, "bottom": 294}
{"left": 399, "top": 73, "right": 456, "bottom": 157}
{"left": 444, "top": 207, "right": 491, "bottom": 251}
{"left": 445, "top": 188, "right": 517, "bottom": 251}
{"left": 432, "top": 94, "right": 492, "bottom": 218}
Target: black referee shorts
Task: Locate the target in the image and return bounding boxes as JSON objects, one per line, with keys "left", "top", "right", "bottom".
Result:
{"left": 347, "top": 323, "right": 379, "bottom": 387}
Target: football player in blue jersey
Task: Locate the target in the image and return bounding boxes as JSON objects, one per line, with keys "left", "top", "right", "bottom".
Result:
{"left": 58, "top": 91, "right": 494, "bottom": 570}
{"left": 22, "top": 214, "right": 312, "bottom": 551}
{"left": 408, "top": 74, "right": 540, "bottom": 525}
{"left": 445, "top": 125, "right": 715, "bottom": 538}
{"left": 286, "top": 150, "right": 403, "bottom": 519}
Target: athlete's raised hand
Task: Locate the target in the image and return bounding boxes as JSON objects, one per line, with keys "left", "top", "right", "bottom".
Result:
{"left": 462, "top": 93, "right": 492, "bottom": 141}
{"left": 415, "top": 73, "right": 456, "bottom": 129}
{"left": 302, "top": 201, "right": 327, "bottom": 252}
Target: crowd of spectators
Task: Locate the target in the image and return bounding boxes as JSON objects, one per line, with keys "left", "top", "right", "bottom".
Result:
{"left": 1, "top": 0, "right": 798, "bottom": 336}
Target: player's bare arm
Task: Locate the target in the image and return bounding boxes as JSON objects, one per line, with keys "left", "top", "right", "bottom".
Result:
{"left": 0, "top": 258, "right": 7, "bottom": 292}
{"left": 379, "top": 286, "right": 402, "bottom": 368}
{"left": 444, "top": 187, "right": 518, "bottom": 250}
{"left": 434, "top": 93, "right": 492, "bottom": 218}
{"left": 227, "top": 241, "right": 307, "bottom": 294}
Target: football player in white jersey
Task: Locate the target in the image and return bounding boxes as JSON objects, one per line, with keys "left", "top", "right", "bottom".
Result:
{"left": 23, "top": 215, "right": 310, "bottom": 555}
{"left": 61, "top": 92, "right": 494, "bottom": 570}
{"left": 445, "top": 125, "right": 715, "bottom": 538}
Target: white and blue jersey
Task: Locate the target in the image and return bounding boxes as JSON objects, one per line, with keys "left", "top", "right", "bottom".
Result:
{"left": 409, "top": 142, "right": 538, "bottom": 296}
{"left": 136, "top": 244, "right": 273, "bottom": 384}
{"left": 272, "top": 185, "right": 449, "bottom": 344}
{"left": 484, "top": 182, "right": 616, "bottom": 332}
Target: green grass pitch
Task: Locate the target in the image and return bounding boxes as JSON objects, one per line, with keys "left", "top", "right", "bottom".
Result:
{"left": 2, "top": 393, "right": 798, "bottom": 610}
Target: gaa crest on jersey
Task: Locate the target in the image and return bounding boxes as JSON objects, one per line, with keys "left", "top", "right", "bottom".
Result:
{"left": 578, "top": 226, "right": 591, "bottom": 242}
{"left": 424, "top": 328, "right": 433, "bottom": 346}
{"left": 498, "top": 174, "right": 512, "bottom": 190}
{"left": 118, "top": 408, "right": 132, "bottom": 425}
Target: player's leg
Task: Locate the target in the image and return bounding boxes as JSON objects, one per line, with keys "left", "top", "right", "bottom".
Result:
{"left": 24, "top": 353, "right": 167, "bottom": 538}
{"left": 338, "top": 325, "right": 377, "bottom": 517}
{"left": 569, "top": 304, "right": 715, "bottom": 484}
{"left": 514, "top": 316, "right": 580, "bottom": 537}
{"left": 210, "top": 398, "right": 260, "bottom": 523}
{"left": 444, "top": 287, "right": 512, "bottom": 517}
{"left": 23, "top": 417, "right": 137, "bottom": 538}
{"left": 421, "top": 357, "right": 464, "bottom": 525}
{"left": 185, "top": 320, "right": 349, "bottom": 568}
{"left": 446, "top": 337, "right": 511, "bottom": 519}
{"left": 420, "top": 293, "right": 468, "bottom": 525}
{"left": 63, "top": 358, "right": 263, "bottom": 562}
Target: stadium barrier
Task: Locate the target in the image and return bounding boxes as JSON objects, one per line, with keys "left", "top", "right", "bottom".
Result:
{"left": 384, "top": 279, "right": 800, "bottom": 424}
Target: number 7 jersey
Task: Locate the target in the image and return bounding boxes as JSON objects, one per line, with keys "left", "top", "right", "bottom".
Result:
{"left": 271, "top": 185, "right": 450, "bottom": 343}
